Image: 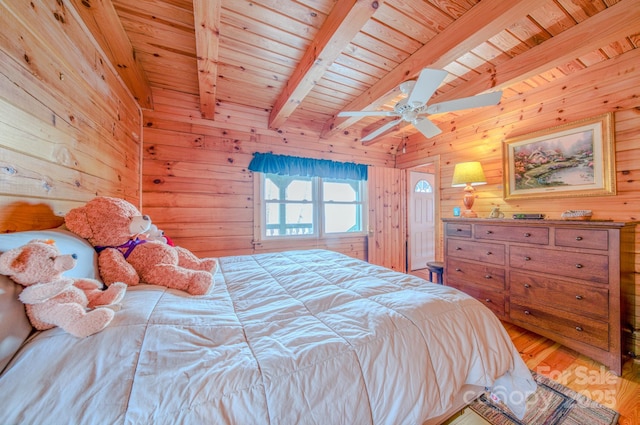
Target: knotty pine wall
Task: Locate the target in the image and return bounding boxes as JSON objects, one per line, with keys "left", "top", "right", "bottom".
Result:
{"left": 0, "top": 0, "right": 141, "bottom": 232}
{"left": 397, "top": 46, "right": 640, "bottom": 358}
{"left": 142, "top": 87, "right": 396, "bottom": 261}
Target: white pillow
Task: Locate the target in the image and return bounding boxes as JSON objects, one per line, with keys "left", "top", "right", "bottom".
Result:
{"left": 0, "top": 227, "right": 100, "bottom": 373}
{"left": 0, "top": 227, "right": 99, "bottom": 280}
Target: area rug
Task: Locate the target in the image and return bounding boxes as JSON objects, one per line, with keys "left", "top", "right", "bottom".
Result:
{"left": 469, "top": 372, "right": 620, "bottom": 425}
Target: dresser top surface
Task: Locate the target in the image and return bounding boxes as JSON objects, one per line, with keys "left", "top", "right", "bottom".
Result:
{"left": 442, "top": 218, "right": 633, "bottom": 228}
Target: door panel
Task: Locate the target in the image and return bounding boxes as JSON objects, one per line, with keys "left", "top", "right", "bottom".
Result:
{"left": 367, "top": 167, "right": 406, "bottom": 271}
{"left": 409, "top": 171, "right": 435, "bottom": 271}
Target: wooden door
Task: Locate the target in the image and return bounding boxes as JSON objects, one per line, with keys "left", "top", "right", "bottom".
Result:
{"left": 367, "top": 166, "right": 406, "bottom": 272}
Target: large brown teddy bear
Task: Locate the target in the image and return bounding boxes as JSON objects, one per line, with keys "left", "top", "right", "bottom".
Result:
{"left": 0, "top": 239, "right": 126, "bottom": 338}
{"left": 64, "top": 196, "right": 216, "bottom": 295}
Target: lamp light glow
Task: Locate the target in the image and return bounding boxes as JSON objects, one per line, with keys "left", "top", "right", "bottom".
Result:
{"left": 451, "top": 161, "right": 486, "bottom": 218}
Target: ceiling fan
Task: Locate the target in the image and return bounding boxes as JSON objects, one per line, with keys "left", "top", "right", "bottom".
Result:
{"left": 338, "top": 68, "right": 503, "bottom": 142}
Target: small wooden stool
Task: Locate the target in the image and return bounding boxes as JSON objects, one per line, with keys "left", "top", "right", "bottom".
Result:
{"left": 426, "top": 261, "right": 444, "bottom": 284}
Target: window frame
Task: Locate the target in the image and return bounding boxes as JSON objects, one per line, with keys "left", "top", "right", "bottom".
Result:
{"left": 255, "top": 172, "right": 367, "bottom": 241}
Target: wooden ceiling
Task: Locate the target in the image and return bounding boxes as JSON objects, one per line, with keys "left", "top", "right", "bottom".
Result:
{"left": 74, "top": 0, "right": 640, "bottom": 145}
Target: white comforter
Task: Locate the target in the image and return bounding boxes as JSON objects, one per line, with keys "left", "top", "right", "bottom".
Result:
{"left": 0, "top": 249, "right": 534, "bottom": 424}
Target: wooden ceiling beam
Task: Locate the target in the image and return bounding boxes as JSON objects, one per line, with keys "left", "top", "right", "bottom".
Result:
{"left": 268, "top": 0, "right": 384, "bottom": 131}
{"left": 363, "top": 0, "right": 640, "bottom": 148}
{"left": 70, "top": 0, "right": 153, "bottom": 109}
{"left": 193, "top": 0, "right": 221, "bottom": 119}
{"left": 431, "top": 0, "right": 640, "bottom": 104}
{"left": 320, "top": 0, "right": 541, "bottom": 139}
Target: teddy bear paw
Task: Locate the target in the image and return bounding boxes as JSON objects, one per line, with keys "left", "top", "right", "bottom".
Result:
{"left": 187, "top": 271, "right": 214, "bottom": 296}
{"left": 199, "top": 258, "right": 218, "bottom": 273}
{"left": 87, "top": 282, "right": 127, "bottom": 308}
{"left": 66, "top": 308, "right": 115, "bottom": 338}
{"left": 106, "top": 282, "right": 127, "bottom": 304}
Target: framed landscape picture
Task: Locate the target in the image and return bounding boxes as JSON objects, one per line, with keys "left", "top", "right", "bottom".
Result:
{"left": 503, "top": 113, "right": 616, "bottom": 200}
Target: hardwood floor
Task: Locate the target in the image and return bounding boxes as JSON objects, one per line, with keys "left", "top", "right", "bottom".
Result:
{"left": 503, "top": 322, "right": 640, "bottom": 425}
{"left": 409, "top": 268, "right": 639, "bottom": 424}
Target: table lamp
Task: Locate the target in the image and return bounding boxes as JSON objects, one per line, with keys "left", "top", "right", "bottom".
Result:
{"left": 451, "top": 161, "right": 486, "bottom": 218}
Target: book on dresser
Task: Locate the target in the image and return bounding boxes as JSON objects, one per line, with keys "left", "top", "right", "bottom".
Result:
{"left": 442, "top": 217, "right": 635, "bottom": 376}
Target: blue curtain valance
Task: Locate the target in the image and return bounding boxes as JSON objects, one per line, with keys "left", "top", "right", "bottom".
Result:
{"left": 248, "top": 152, "right": 368, "bottom": 181}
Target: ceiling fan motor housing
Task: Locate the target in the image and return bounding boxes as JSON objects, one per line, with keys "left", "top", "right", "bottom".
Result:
{"left": 394, "top": 99, "right": 422, "bottom": 122}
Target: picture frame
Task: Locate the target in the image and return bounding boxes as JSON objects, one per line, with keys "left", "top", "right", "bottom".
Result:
{"left": 503, "top": 113, "right": 616, "bottom": 200}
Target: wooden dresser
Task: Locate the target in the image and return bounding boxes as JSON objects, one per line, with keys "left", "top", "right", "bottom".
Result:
{"left": 443, "top": 218, "right": 635, "bottom": 375}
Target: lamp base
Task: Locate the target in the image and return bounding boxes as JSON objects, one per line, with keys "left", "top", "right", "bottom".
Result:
{"left": 461, "top": 209, "right": 478, "bottom": 218}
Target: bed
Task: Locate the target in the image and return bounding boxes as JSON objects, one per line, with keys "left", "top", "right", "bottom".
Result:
{"left": 0, "top": 228, "right": 535, "bottom": 424}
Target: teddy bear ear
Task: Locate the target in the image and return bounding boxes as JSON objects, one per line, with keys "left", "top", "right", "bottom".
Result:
{"left": 64, "top": 206, "right": 93, "bottom": 238}
{"left": 0, "top": 246, "right": 30, "bottom": 275}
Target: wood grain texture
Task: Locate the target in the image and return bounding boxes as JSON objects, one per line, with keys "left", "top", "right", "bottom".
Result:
{"left": 268, "top": 0, "right": 384, "bottom": 129}
{"left": 69, "top": 0, "right": 153, "bottom": 108}
{"left": 0, "top": 0, "right": 141, "bottom": 231}
{"left": 192, "top": 0, "right": 220, "bottom": 119}
{"left": 503, "top": 322, "right": 640, "bottom": 425}
{"left": 142, "top": 88, "right": 395, "bottom": 259}
{"left": 367, "top": 166, "right": 407, "bottom": 271}
{"left": 397, "top": 53, "right": 640, "bottom": 358}
{"left": 445, "top": 218, "right": 630, "bottom": 374}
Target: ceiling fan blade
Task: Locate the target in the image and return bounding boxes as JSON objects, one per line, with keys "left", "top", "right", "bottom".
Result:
{"left": 406, "top": 68, "right": 448, "bottom": 109}
{"left": 361, "top": 119, "right": 403, "bottom": 142}
{"left": 426, "top": 91, "right": 503, "bottom": 114}
{"left": 412, "top": 117, "right": 442, "bottom": 138}
{"left": 337, "top": 110, "right": 397, "bottom": 118}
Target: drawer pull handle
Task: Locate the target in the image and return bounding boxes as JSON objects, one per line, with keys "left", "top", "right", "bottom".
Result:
{"left": 575, "top": 326, "right": 583, "bottom": 332}
{"left": 524, "top": 284, "right": 531, "bottom": 288}
{"left": 524, "top": 310, "right": 530, "bottom": 315}
{"left": 575, "top": 264, "right": 583, "bottom": 269}
{"left": 486, "top": 251, "right": 492, "bottom": 255}
{"left": 457, "top": 228, "right": 463, "bottom": 232}
{"left": 484, "top": 274, "right": 492, "bottom": 279}
{"left": 524, "top": 232, "right": 531, "bottom": 237}
{"left": 456, "top": 247, "right": 462, "bottom": 251}
{"left": 486, "top": 230, "right": 493, "bottom": 234}
{"left": 485, "top": 298, "right": 491, "bottom": 303}
{"left": 524, "top": 256, "right": 531, "bottom": 261}
{"left": 575, "top": 295, "right": 583, "bottom": 300}
{"left": 575, "top": 236, "right": 583, "bottom": 241}
{"left": 455, "top": 268, "right": 461, "bottom": 272}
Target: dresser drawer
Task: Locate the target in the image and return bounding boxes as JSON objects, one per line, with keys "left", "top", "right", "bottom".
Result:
{"left": 510, "top": 299, "right": 608, "bottom": 350}
{"left": 555, "top": 228, "right": 609, "bottom": 251}
{"left": 447, "top": 239, "right": 505, "bottom": 265}
{"left": 475, "top": 224, "right": 549, "bottom": 245}
{"left": 510, "top": 271, "right": 608, "bottom": 319}
{"left": 448, "top": 282, "right": 505, "bottom": 318}
{"left": 509, "top": 246, "right": 609, "bottom": 284}
{"left": 446, "top": 223, "right": 472, "bottom": 238}
{"left": 446, "top": 258, "right": 505, "bottom": 291}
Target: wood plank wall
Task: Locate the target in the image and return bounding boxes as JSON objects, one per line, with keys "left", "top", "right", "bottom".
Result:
{"left": 0, "top": 0, "right": 141, "bottom": 232}
{"left": 367, "top": 166, "right": 406, "bottom": 272}
{"left": 142, "top": 88, "right": 396, "bottom": 260}
{"left": 397, "top": 46, "right": 640, "bottom": 359}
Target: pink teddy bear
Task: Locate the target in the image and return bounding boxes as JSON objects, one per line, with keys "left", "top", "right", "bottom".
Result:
{"left": 0, "top": 239, "right": 126, "bottom": 338}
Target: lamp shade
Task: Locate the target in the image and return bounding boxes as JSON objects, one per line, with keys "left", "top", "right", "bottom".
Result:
{"left": 451, "top": 161, "right": 487, "bottom": 187}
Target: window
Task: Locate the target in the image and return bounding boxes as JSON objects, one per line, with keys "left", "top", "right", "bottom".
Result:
{"left": 259, "top": 173, "right": 365, "bottom": 238}
{"left": 414, "top": 179, "right": 433, "bottom": 193}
